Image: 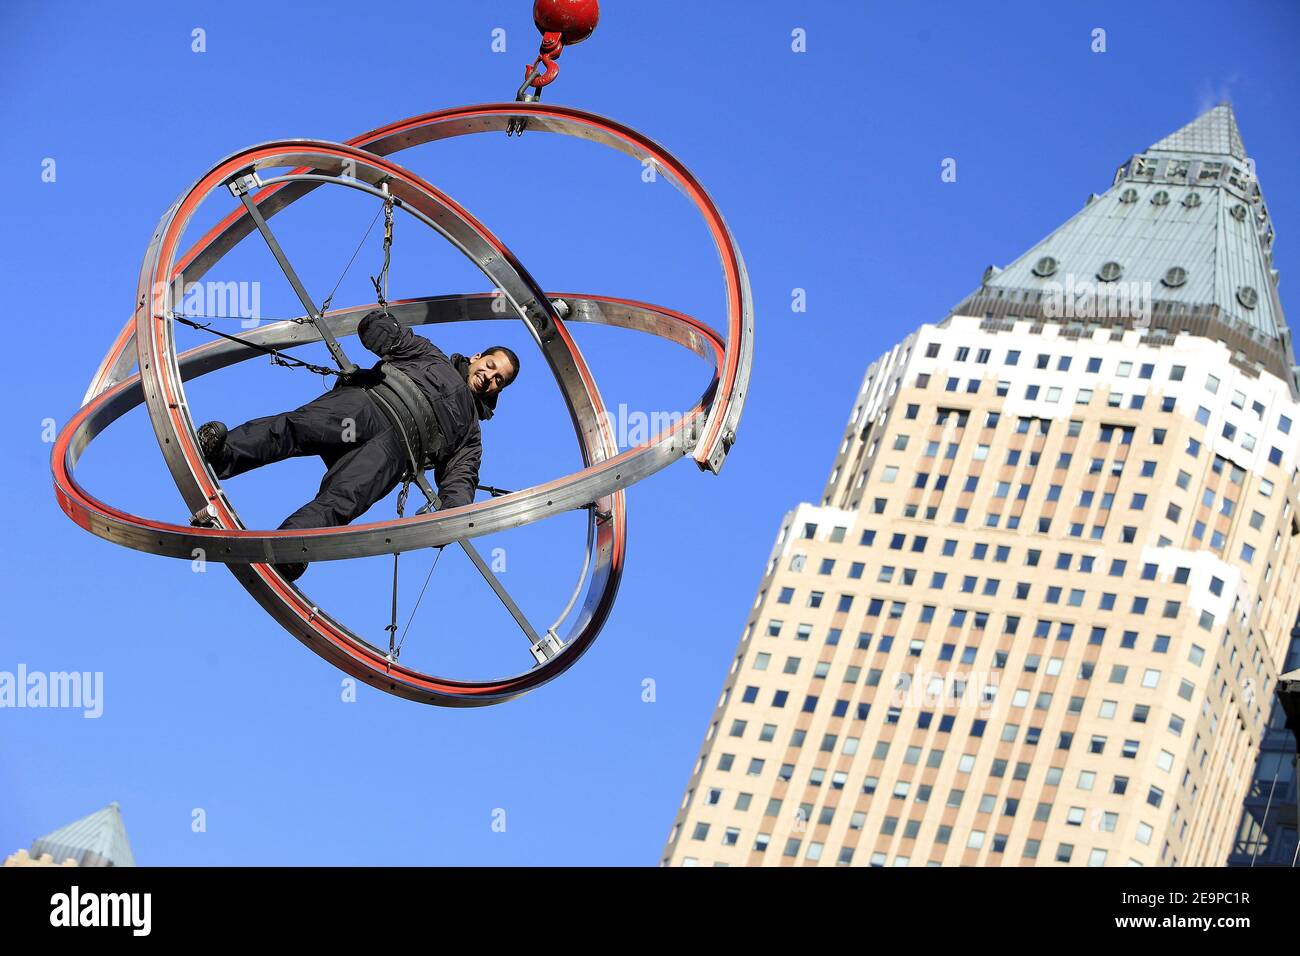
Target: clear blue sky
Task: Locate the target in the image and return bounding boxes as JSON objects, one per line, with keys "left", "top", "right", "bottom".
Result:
{"left": 1, "top": 0, "right": 1297, "bottom": 865}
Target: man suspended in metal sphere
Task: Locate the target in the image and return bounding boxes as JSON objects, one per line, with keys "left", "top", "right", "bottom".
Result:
{"left": 197, "top": 309, "right": 520, "bottom": 582}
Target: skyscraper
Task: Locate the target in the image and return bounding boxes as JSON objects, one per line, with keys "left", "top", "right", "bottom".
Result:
{"left": 661, "top": 105, "right": 1300, "bottom": 867}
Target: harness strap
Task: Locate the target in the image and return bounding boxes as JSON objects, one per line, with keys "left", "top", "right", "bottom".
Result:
{"left": 375, "top": 363, "right": 444, "bottom": 469}
{"left": 364, "top": 375, "right": 443, "bottom": 515}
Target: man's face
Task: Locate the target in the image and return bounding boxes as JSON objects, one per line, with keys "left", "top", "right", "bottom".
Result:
{"left": 468, "top": 350, "right": 516, "bottom": 398}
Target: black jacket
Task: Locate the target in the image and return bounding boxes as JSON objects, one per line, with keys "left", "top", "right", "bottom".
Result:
{"left": 357, "top": 310, "right": 496, "bottom": 510}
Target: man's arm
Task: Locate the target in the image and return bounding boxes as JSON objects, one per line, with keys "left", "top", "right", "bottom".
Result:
{"left": 434, "top": 434, "right": 482, "bottom": 510}
{"left": 358, "top": 309, "right": 443, "bottom": 363}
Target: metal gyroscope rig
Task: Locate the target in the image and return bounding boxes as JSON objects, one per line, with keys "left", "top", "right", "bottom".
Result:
{"left": 51, "top": 0, "right": 754, "bottom": 706}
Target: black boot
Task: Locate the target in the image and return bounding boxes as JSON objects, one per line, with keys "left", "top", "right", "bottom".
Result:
{"left": 197, "top": 421, "right": 228, "bottom": 465}
{"left": 274, "top": 562, "right": 308, "bottom": 583}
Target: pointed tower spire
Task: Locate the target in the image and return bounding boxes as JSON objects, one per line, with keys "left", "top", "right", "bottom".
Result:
{"left": 951, "top": 103, "right": 1293, "bottom": 392}
{"left": 1150, "top": 103, "right": 1246, "bottom": 161}
{"left": 29, "top": 802, "right": 136, "bottom": 867}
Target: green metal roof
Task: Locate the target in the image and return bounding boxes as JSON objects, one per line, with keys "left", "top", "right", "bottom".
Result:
{"left": 963, "top": 104, "right": 1290, "bottom": 376}
{"left": 1150, "top": 104, "right": 1247, "bottom": 161}
{"left": 30, "top": 801, "right": 136, "bottom": 867}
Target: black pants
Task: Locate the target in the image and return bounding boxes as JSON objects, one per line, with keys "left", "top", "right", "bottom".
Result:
{"left": 215, "top": 386, "right": 408, "bottom": 532}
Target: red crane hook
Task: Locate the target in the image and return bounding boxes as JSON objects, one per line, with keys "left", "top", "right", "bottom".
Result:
{"left": 521, "top": 0, "right": 599, "bottom": 92}
{"left": 509, "top": 1, "right": 599, "bottom": 135}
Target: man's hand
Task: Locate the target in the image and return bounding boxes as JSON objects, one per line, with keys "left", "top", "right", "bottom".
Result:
{"left": 358, "top": 308, "right": 441, "bottom": 364}
{"left": 337, "top": 363, "right": 385, "bottom": 389}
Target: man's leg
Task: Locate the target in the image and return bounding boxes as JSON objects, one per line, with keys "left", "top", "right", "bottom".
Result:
{"left": 273, "top": 427, "right": 410, "bottom": 582}
{"left": 212, "top": 386, "right": 387, "bottom": 480}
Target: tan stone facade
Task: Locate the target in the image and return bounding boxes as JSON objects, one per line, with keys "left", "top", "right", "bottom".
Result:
{"left": 4, "top": 849, "right": 78, "bottom": 867}
{"left": 662, "top": 318, "right": 1300, "bottom": 866}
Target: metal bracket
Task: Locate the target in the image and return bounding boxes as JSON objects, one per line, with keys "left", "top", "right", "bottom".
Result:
{"left": 530, "top": 630, "right": 565, "bottom": 665}
{"left": 520, "top": 298, "right": 556, "bottom": 342}
{"left": 190, "top": 503, "right": 218, "bottom": 528}
{"left": 587, "top": 505, "right": 612, "bottom": 524}
{"left": 226, "top": 171, "right": 263, "bottom": 197}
